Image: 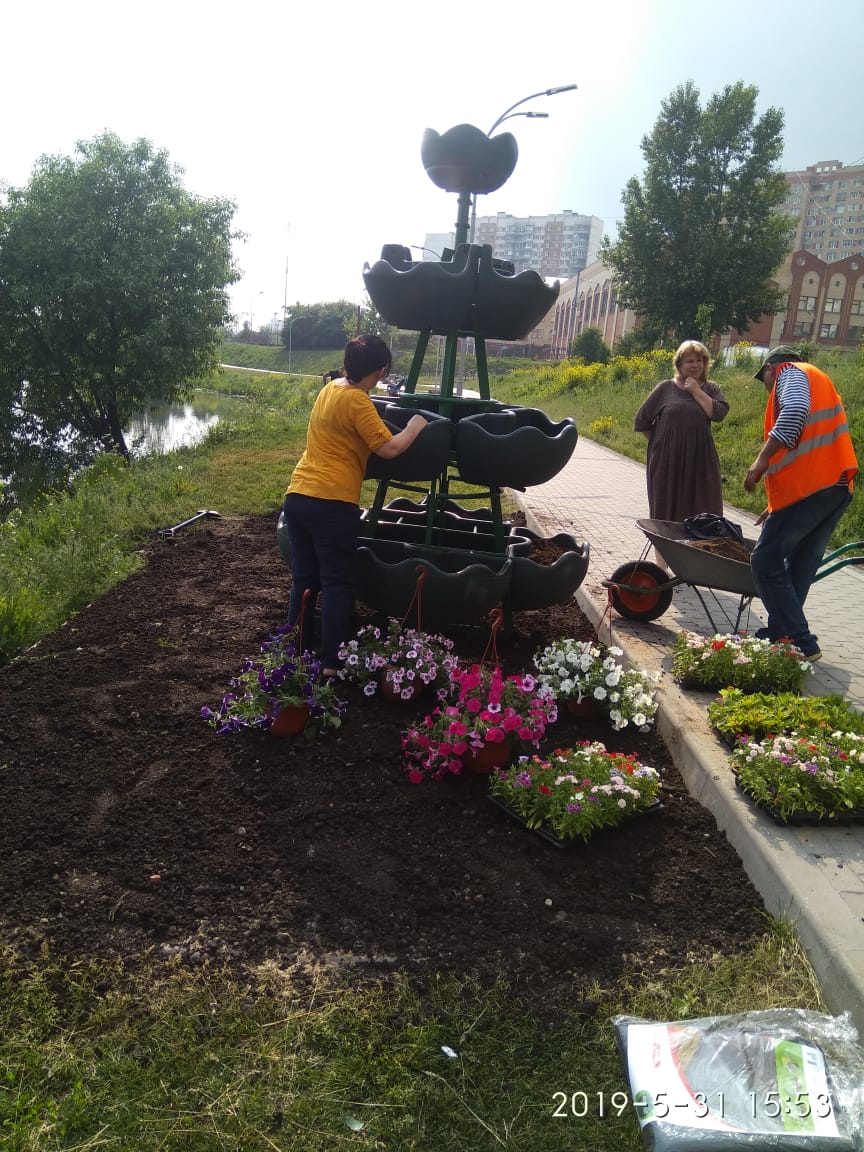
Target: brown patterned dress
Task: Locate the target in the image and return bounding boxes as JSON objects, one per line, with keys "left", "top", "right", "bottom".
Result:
{"left": 634, "top": 378, "right": 729, "bottom": 523}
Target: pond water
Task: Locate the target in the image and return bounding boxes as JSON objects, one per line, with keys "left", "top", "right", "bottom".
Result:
{"left": 125, "top": 394, "right": 249, "bottom": 456}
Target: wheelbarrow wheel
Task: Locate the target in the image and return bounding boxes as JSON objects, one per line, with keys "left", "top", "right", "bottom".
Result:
{"left": 609, "top": 561, "right": 674, "bottom": 621}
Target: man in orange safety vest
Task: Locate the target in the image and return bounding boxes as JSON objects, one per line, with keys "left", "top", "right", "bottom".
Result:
{"left": 744, "top": 345, "right": 857, "bottom": 662}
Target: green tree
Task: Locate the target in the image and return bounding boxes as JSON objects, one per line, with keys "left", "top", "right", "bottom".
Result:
{"left": 601, "top": 81, "right": 791, "bottom": 343}
{"left": 282, "top": 301, "right": 357, "bottom": 350}
{"left": 358, "top": 293, "right": 390, "bottom": 339}
{"left": 569, "top": 326, "right": 611, "bottom": 364}
{"left": 613, "top": 323, "right": 663, "bottom": 357}
{"left": 0, "top": 132, "right": 238, "bottom": 476}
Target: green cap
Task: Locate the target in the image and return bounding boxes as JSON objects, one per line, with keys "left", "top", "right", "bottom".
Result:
{"left": 754, "top": 345, "right": 801, "bottom": 381}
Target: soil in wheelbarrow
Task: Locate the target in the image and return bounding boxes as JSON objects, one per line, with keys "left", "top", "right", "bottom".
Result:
{"left": 0, "top": 511, "right": 767, "bottom": 1013}
{"left": 684, "top": 537, "right": 754, "bottom": 564}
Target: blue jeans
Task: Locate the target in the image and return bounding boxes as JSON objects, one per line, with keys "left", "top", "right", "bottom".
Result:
{"left": 282, "top": 493, "right": 360, "bottom": 668}
{"left": 750, "top": 484, "right": 852, "bottom": 653}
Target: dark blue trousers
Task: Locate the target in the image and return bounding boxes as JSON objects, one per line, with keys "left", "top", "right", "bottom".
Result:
{"left": 750, "top": 484, "right": 852, "bottom": 654}
{"left": 281, "top": 493, "right": 360, "bottom": 668}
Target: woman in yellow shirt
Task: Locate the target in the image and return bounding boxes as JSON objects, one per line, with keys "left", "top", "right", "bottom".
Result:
{"left": 283, "top": 334, "right": 427, "bottom": 675}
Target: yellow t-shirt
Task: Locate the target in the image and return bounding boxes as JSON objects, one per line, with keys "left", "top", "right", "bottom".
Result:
{"left": 286, "top": 382, "right": 393, "bottom": 504}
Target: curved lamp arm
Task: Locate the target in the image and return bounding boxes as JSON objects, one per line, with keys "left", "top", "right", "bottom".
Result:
{"left": 486, "top": 83, "right": 578, "bottom": 136}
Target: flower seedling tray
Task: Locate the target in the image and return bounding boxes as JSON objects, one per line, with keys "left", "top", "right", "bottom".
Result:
{"left": 488, "top": 794, "right": 664, "bottom": 849}
{"left": 711, "top": 726, "right": 743, "bottom": 752}
{"left": 734, "top": 780, "right": 864, "bottom": 826}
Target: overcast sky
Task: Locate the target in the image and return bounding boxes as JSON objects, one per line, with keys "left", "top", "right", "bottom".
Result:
{"left": 4, "top": 0, "right": 862, "bottom": 329}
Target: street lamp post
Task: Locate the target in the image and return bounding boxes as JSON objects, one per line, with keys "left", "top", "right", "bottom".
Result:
{"left": 249, "top": 290, "right": 264, "bottom": 344}
{"left": 469, "top": 111, "right": 548, "bottom": 244}
{"left": 284, "top": 311, "right": 298, "bottom": 374}
{"left": 457, "top": 84, "right": 578, "bottom": 390}
{"left": 289, "top": 220, "right": 297, "bottom": 317}
{"left": 469, "top": 83, "right": 578, "bottom": 245}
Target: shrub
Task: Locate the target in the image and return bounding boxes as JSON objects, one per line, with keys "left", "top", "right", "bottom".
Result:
{"left": 588, "top": 416, "right": 616, "bottom": 438}
{"left": 569, "top": 327, "right": 611, "bottom": 365}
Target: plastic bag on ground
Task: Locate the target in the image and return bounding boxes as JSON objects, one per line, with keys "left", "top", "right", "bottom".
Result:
{"left": 613, "top": 1009, "right": 864, "bottom": 1151}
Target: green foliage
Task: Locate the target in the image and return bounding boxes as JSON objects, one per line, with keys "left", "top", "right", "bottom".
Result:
{"left": 797, "top": 337, "right": 819, "bottom": 363}
{"left": 0, "top": 132, "right": 238, "bottom": 480}
{"left": 613, "top": 324, "right": 663, "bottom": 358}
{"left": 358, "top": 292, "right": 390, "bottom": 338}
{"left": 602, "top": 81, "right": 790, "bottom": 342}
{"left": 283, "top": 300, "right": 358, "bottom": 350}
{"left": 610, "top": 361, "right": 630, "bottom": 385}
{"left": 569, "top": 326, "right": 611, "bottom": 364}
{"left": 708, "top": 687, "right": 864, "bottom": 745}
{"left": 218, "top": 341, "right": 344, "bottom": 377}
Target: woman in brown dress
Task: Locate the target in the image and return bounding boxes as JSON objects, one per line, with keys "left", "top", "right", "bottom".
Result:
{"left": 634, "top": 340, "right": 730, "bottom": 564}
{"left": 635, "top": 340, "right": 729, "bottom": 519}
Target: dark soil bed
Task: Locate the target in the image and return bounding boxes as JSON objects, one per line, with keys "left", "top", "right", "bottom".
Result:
{"left": 0, "top": 512, "right": 766, "bottom": 1008}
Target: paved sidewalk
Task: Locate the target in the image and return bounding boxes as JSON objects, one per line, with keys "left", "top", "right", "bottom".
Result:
{"left": 515, "top": 437, "right": 864, "bottom": 1033}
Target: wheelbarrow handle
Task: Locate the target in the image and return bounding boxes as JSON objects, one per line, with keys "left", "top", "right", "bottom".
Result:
{"left": 814, "top": 540, "right": 864, "bottom": 582}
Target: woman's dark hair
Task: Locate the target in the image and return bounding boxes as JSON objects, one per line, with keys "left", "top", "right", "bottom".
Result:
{"left": 343, "top": 333, "right": 392, "bottom": 383}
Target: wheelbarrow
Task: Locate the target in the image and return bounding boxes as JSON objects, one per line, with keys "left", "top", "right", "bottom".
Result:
{"left": 603, "top": 518, "right": 864, "bottom": 634}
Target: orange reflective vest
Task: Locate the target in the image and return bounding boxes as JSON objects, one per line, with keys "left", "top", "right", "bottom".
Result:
{"left": 763, "top": 361, "right": 858, "bottom": 512}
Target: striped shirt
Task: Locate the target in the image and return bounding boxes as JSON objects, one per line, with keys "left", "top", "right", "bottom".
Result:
{"left": 769, "top": 364, "right": 810, "bottom": 447}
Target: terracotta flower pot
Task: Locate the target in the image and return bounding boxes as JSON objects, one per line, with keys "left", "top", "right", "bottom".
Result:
{"left": 565, "top": 696, "right": 602, "bottom": 719}
{"left": 269, "top": 703, "right": 310, "bottom": 737}
{"left": 462, "top": 739, "right": 511, "bottom": 774}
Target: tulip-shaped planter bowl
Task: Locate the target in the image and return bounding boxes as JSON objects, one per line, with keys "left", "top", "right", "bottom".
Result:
{"left": 454, "top": 406, "right": 578, "bottom": 490}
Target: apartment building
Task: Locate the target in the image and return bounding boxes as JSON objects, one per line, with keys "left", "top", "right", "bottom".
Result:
{"left": 783, "top": 159, "right": 864, "bottom": 264}
{"left": 423, "top": 210, "right": 603, "bottom": 281}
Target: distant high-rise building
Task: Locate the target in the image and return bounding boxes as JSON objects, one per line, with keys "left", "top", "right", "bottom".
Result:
{"left": 782, "top": 159, "right": 864, "bottom": 264}
{"left": 424, "top": 210, "right": 603, "bottom": 281}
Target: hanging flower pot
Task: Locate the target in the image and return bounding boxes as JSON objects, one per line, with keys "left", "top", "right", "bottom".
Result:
{"left": 462, "top": 738, "right": 512, "bottom": 774}
{"left": 338, "top": 620, "right": 458, "bottom": 699}
{"left": 380, "top": 667, "right": 422, "bottom": 703}
{"left": 269, "top": 703, "right": 310, "bottom": 737}
{"left": 533, "top": 639, "right": 660, "bottom": 733}
{"left": 201, "top": 624, "right": 346, "bottom": 740}
{"left": 400, "top": 663, "right": 556, "bottom": 784}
